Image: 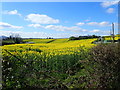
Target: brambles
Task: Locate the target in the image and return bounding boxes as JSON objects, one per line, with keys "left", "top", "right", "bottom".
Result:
{"left": 84, "top": 43, "right": 120, "bottom": 89}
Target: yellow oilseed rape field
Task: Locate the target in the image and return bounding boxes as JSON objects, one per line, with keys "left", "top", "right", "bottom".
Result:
{"left": 3, "top": 38, "right": 96, "bottom": 55}
{"left": 1, "top": 38, "right": 98, "bottom": 89}
{"left": 105, "top": 35, "right": 119, "bottom": 40}
{"left": 2, "top": 37, "right": 120, "bottom": 89}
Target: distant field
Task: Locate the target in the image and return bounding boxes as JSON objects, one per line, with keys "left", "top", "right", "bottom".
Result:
{"left": 4, "top": 38, "right": 96, "bottom": 54}
{"left": 23, "top": 39, "right": 56, "bottom": 43}
{"left": 105, "top": 35, "right": 120, "bottom": 40}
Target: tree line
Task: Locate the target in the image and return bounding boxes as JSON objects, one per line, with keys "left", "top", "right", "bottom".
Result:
{"left": 2, "top": 34, "right": 23, "bottom": 45}
{"left": 69, "top": 35, "right": 100, "bottom": 40}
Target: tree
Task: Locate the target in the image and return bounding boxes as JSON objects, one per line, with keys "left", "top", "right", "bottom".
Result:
{"left": 69, "top": 36, "right": 79, "bottom": 40}
{"left": 10, "top": 33, "right": 23, "bottom": 44}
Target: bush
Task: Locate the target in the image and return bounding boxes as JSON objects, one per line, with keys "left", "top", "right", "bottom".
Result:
{"left": 2, "top": 34, "right": 23, "bottom": 45}
{"left": 69, "top": 35, "right": 100, "bottom": 41}
{"left": 85, "top": 43, "right": 120, "bottom": 89}
{"left": 69, "top": 36, "right": 79, "bottom": 40}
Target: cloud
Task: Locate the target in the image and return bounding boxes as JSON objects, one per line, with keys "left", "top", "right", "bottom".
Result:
{"left": 114, "top": 22, "right": 119, "bottom": 26}
{"left": 0, "top": 30, "right": 78, "bottom": 38}
{"left": 87, "top": 21, "right": 110, "bottom": 26}
{"left": 89, "top": 29, "right": 110, "bottom": 35}
{"left": 26, "top": 14, "right": 59, "bottom": 24}
{"left": 84, "top": 19, "right": 90, "bottom": 22}
{"left": 76, "top": 21, "right": 111, "bottom": 27}
{"left": 0, "top": 30, "right": 48, "bottom": 38}
{"left": 0, "top": 29, "right": 110, "bottom": 38}
{"left": 84, "top": 17, "right": 91, "bottom": 22}
{"left": 0, "top": 22, "right": 23, "bottom": 29}
{"left": 28, "top": 24, "right": 87, "bottom": 32}
{"left": 90, "top": 29, "right": 100, "bottom": 33}
{"left": 3, "top": 10, "right": 21, "bottom": 16}
{"left": 101, "top": 1, "right": 118, "bottom": 8}
{"left": 28, "top": 24, "right": 44, "bottom": 28}
{"left": 106, "top": 8, "right": 114, "bottom": 13}
{"left": 44, "top": 25, "right": 65, "bottom": 31}
{"left": 76, "top": 22, "right": 85, "bottom": 26}
{"left": 87, "top": 22, "right": 98, "bottom": 26}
